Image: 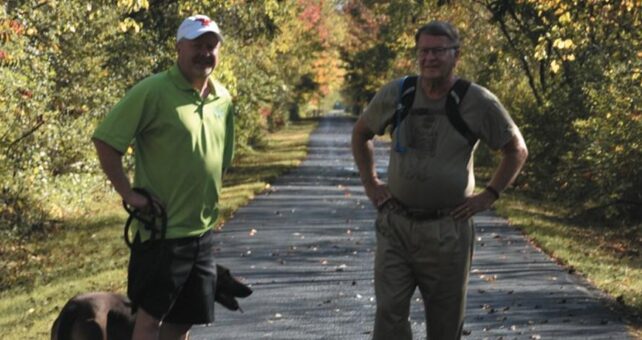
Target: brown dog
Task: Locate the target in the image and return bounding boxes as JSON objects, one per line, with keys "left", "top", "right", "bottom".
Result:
{"left": 51, "top": 265, "right": 251, "bottom": 339}
{"left": 50, "top": 292, "right": 135, "bottom": 340}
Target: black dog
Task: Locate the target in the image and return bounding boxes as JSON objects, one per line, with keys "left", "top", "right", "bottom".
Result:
{"left": 51, "top": 265, "right": 251, "bottom": 340}
{"left": 50, "top": 292, "right": 134, "bottom": 340}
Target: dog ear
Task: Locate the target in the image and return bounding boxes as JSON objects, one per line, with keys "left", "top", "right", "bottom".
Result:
{"left": 107, "top": 309, "right": 135, "bottom": 340}
{"left": 216, "top": 264, "right": 252, "bottom": 298}
{"left": 215, "top": 292, "right": 241, "bottom": 311}
{"left": 73, "top": 320, "right": 103, "bottom": 340}
{"left": 51, "top": 303, "right": 79, "bottom": 340}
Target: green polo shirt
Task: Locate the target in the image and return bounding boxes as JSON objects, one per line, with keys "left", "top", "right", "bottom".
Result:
{"left": 93, "top": 64, "right": 235, "bottom": 240}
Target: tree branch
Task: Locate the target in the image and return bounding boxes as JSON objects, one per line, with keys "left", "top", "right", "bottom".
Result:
{"left": 493, "top": 11, "right": 543, "bottom": 105}
{"left": 6, "top": 120, "right": 45, "bottom": 150}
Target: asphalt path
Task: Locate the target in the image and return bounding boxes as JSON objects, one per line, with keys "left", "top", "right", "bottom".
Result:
{"left": 191, "top": 114, "right": 631, "bottom": 339}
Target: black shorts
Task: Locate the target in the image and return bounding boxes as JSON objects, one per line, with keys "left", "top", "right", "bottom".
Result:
{"left": 127, "top": 229, "right": 217, "bottom": 324}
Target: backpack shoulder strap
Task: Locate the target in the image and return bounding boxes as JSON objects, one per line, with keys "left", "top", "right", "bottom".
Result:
{"left": 390, "top": 75, "right": 418, "bottom": 135}
{"left": 445, "top": 79, "right": 478, "bottom": 146}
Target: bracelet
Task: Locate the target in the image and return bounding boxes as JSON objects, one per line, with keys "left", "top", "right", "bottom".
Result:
{"left": 485, "top": 186, "right": 500, "bottom": 200}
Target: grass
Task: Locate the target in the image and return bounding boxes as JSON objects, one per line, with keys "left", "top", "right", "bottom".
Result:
{"left": 0, "top": 118, "right": 318, "bottom": 339}
{"left": 493, "top": 190, "right": 642, "bottom": 337}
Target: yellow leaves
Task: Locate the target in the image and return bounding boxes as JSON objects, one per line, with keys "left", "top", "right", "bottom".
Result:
{"left": 116, "top": 0, "right": 149, "bottom": 12}
{"left": 623, "top": 0, "right": 638, "bottom": 12}
{"left": 558, "top": 12, "right": 572, "bottom": 24}
{"left": 65, "top": 23, "right": 76, "bottom": 33}
{"left": 534, "top": 48, "right": 547, "bottom": 61}
{"left": 119, "top": 18, "right": 140, "bottom": 33}
{"left": 534, "top": 36, "right": 548, "bottom": 61}
{"left": 263, "top": 0, "right": 280, "bottom": 19}
{"left": 395, "top": 31, "right": 415, "bottom": 51}
{"left": 553, "top": 38, "right": 575, "bottom": 50}
{"left": 550, "top": 60, "right": 561, "bottom": 73}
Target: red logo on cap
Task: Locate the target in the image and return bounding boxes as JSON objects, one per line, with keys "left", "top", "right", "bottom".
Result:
{"left": 195, "top": 18, "right": 211, "bottom": 27}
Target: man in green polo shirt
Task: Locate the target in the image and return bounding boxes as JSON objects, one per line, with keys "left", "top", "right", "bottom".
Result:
{"left": 93, "top": 14, "right": 233, "bottom": 340}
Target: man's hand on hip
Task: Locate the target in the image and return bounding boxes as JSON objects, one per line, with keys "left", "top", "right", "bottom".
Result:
{"left": 364, "top": 179, "right": 392, "bottom": 209}
{"left": 451, "top": 190, "right": 497, "bottom": 221}
{"left": 124, "top": 190, "right": 152, "bottom": 213}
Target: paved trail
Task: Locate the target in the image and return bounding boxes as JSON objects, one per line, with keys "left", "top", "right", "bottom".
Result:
{"left": 192, "top": 115, "right": 630, "bottom": 339}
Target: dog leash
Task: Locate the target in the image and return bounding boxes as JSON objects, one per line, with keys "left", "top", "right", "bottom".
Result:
{"left": 122, "top": 187, "right": 167, "bottom": 248}
{"left": 121, "top": 188, "right": 252, "bottom": 313}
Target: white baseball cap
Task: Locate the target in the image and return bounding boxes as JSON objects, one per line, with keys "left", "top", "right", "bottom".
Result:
{"left": 176, "top": 15, "right": 224, "bottom": 42}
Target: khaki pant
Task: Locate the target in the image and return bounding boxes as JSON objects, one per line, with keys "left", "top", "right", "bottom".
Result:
{"left": 373, "top": 204, "right": 474, "bottom": 340}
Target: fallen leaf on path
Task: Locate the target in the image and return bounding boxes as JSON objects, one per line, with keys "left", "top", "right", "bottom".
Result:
{"left": 480, "top": 274, "right": 497, "bottom": 282}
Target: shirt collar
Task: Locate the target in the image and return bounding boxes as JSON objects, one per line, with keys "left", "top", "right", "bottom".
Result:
{"left": 168, "top": 64, "right": 219, "bottom": 99}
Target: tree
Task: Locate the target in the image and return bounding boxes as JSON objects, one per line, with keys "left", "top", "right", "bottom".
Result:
{"left": 0, "top": 0, "right": 350, "bottom": 233}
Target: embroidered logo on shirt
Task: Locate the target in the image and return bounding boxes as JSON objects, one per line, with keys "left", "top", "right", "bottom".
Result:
{"left": 212, "top": 107, "right": 225, "bottom": 118}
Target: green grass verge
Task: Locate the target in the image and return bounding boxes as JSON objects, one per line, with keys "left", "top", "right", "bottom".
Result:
{"left": 493, "top": 191, "right": 642, "bottom": 337}
{"left": 0, "top": 118, "right": 318, "bottom": 339}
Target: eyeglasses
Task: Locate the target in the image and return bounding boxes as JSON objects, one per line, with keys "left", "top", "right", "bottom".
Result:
{"left": 417, "top": 46, "right": 458, "bottom": 57}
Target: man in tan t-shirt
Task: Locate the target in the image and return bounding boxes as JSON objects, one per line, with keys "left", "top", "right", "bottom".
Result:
{"left": 352, "top": 21, "right": 528, "bottom": 340}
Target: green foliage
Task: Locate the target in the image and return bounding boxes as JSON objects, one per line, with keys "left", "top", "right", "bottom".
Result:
{"left": 0, "top": 1, "right": 346, "bottom": 234}
{"left": 484, "top": 0, "right": 642, "bottom": 220}
{"left": 339, "top": 0, "right": 642, "bottom": 222}
{"left": 1, "top": 1, "right": 129, "bottom": 232}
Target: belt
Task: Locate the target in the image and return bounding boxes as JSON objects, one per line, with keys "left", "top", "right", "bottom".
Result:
{"left": 405, "top": 209, "right": 450, "bottom": 220}
{"left": 383, "top": 199, "right": 451, "bottom": 221}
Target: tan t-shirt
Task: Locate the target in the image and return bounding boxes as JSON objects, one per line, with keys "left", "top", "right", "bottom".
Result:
{"left": 362, "top": 77, "right": 518, "bottom": 210}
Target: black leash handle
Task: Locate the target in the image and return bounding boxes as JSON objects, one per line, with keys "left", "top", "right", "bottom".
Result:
{"left": 123, "top": 188, "right": 167, "bottom": 248}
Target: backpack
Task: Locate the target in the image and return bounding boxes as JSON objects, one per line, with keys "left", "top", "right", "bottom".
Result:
{"left": 390, "top": 76, "right": 478, "bottom": 151}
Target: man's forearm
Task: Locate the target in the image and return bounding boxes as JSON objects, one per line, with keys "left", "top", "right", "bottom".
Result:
{"left": 487, "top": 135, "right": 528, "bottom": 193}
{"left": 353, "top": 140, "right": 377, "bottom": 185}
{"left": 351, "top": 119, "right": 378, "bottom": 186}
{"left": 92, "top": 138, "right": 132, "bottom": 199}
